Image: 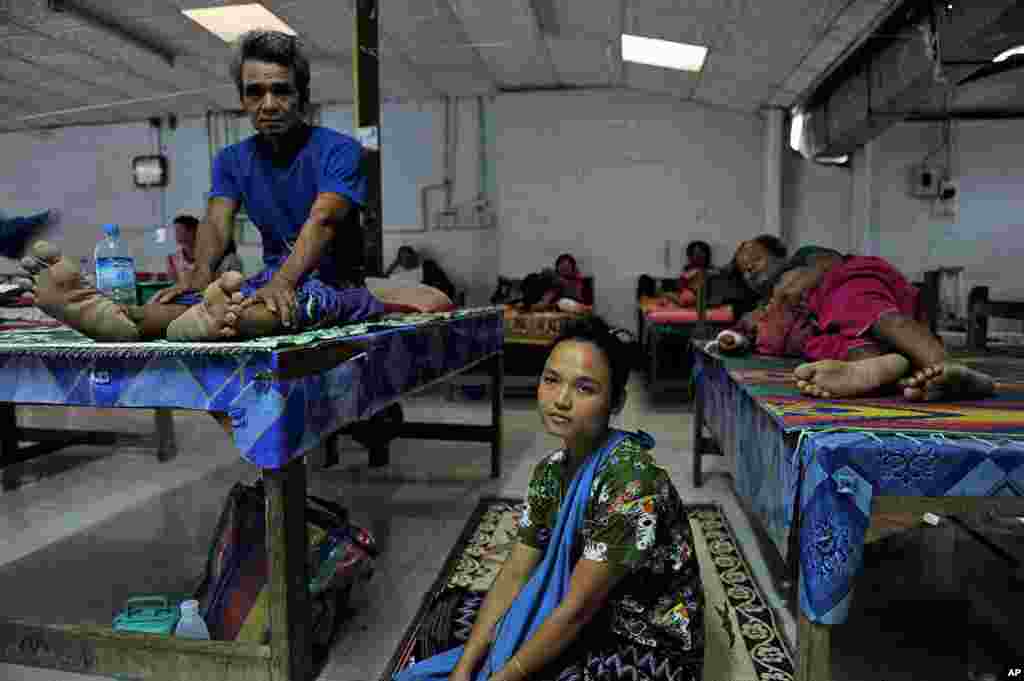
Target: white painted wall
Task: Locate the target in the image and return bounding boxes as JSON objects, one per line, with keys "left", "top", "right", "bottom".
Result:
{"left": 783, "top": 149, "right": 852, "bottom": 253}
{"left": 492, "top": 89, "right": 765, "bottom": 331}
{"left": 0, "top": 122, "right": 159, "bottom": 273}
{"left": 872, "top": 120, "right": 1024, "bottom": 329}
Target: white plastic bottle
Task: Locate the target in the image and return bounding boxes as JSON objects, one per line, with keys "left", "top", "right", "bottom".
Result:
{"left": 174, "top": 600, "right": 210, "bottom": 640}
{"left": 94, "top": 223, "right": 137, "bottom": 305}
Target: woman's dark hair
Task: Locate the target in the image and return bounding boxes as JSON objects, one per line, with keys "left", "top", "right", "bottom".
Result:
{"left": 231, "top": 30, "right": 311, "bottom": 113}
{"left": 554, "top": 253, "right": 577, "bottom": 272}
{"left": 397, "top": 245, "right": 417, "bottom": 258}
{"left": 751, "top": 234, "right": 788, "bottom": 259}
{"left": 685, "top": 240, "right": 711, "bottom": 263}
{"left": 546, "top": 316, "right": 629, "bottom": 411}
{"left": 173, "top": 214, "right": 199, "bottom": 231}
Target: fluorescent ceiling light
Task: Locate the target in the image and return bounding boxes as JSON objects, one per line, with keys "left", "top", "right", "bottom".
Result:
{"left": 993, "top": 45, "right": 1024, "bottom": 62}
{"left": 621, "top": 34, "right": 707, "bottom": 72}
{"left": 182, "top": 3, "right": 297, "bottom": 44}
{"left": 789, "top": 110, "right": 805, "bottom": 152}
{"left": 816, "top": 154, "right": 849, "bottom": 165}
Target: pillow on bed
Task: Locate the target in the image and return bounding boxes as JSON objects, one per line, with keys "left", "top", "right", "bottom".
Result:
{"left": 645, "top": 305, "right": 735, "bottom": 324}
{"left": 365, "top": 278, "right": 456, "bottom": 313}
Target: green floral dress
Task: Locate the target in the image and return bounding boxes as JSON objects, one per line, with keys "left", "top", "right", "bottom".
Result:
{"left": 518, "top": 436, "right": 705, "bottom": 680}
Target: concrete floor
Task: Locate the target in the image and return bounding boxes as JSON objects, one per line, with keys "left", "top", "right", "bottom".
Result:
{"left": 0, "top": 377, "right": 1018, "bottom": 680}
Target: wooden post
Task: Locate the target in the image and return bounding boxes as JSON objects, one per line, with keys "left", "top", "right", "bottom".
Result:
{"left": 797, "top": 612, "right": 832, "bottom": 681}
{"left": 354, "top": 0, "right": 382, "bottom": 277}
{"left": 1, "top": 403, "right": 17, "bottom": 490}
{"left": 264, "top": 457, "right": 310, "bottom": 681}
{"left": 967, "top": 285, "right": 990, "bottom": 351}
{"left": 490, "top": 351, "right": 504, "bottom": 479}
{"left": 154, "top": 408, "right": 177, "bottom": 462}
{"left": 691, "top": 355, "right": 705, "bottom": 488}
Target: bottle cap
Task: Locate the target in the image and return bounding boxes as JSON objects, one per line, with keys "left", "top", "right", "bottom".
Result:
{"left": 102, "top": 223, "right": 120, "bottom": 237}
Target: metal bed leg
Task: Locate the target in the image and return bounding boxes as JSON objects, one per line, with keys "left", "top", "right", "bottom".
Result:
{"left": 265, "top": 457, "right": 311, "bottom": 681}
{"left": 797, "top": 611, "right": 832, "bottom": 681}
{"left": 490, "top": 351, "right": 504, "bottom": 479}
{"left": 692, "top": 375, "right": 705, "bottom": 488}
{"left": 154, "top": 408, "right": 177, "bottom": 462}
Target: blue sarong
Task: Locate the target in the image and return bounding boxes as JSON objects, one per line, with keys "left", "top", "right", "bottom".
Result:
{"left": 394, "top": 429, "right": 656, "bottom": 681}
{"left": 172, "top": 264, "right": 384, "bottom": 331}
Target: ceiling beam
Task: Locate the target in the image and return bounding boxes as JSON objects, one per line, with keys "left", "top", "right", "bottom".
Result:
{"left": 48, "top": 0, "right": 175, "bottom": 66}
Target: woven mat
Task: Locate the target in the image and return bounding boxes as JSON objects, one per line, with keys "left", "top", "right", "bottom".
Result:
{"left": 382, "top": 498, "right": 794, "bottom": 681}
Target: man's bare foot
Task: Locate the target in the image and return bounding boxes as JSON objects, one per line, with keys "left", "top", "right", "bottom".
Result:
{"left": 165, "top": 272, "right": 246, "bottom": 341}
{"left": 900, "top": 364, "right": 997, "bottom": 402}
{"left": 794, "top": 354, "right": 911, "bottom": 398}
{"left": 19, "top": 241, "right": 139, "bottom": 341}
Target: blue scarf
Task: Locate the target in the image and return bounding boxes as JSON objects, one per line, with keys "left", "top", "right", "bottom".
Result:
{"left": 394, "top": 428, "right": 655, "bottom": 681}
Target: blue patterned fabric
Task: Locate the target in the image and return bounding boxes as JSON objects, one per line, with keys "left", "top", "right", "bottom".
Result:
{"left": 694, "top": 353, "right": 799, "bottom": 560}
{"left": 694, "top": 348, "right": 1024, "bottom": 625}
{"left": 0, "top": 308, "right": 502, "bottom": 469}
{"left": 170, "top": 267, "right": 385, "bottom": 330}
{"left": 796, "top": 430, "right": 1024, "bottom": 624}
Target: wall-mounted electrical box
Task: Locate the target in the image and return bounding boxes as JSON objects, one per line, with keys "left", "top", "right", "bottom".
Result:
{"left": 909, "top": 163, "right": 943, "bottom": 198}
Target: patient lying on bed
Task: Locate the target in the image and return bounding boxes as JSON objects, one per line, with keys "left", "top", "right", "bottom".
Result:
{"left": 715, "top": 239, "right": 996, "bottom": 401}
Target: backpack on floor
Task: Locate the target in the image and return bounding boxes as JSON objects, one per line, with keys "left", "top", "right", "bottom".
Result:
{"left": 193, "top": 480, "right": 377, "bottom": 648}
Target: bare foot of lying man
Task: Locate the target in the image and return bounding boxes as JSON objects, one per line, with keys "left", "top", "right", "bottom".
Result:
{"left": 794, "top": 354, "right": 911, "bottom": 398}
{"left": 20, "top": 241, "right": 140, "bottom": 341}
{"left": 900, "top": 364, "right": 997, "bottom": 402}
{"left": 165, "top": 272, "right": 246, "bottom": 341}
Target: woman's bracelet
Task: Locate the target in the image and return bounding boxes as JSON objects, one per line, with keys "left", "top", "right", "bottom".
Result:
{"left": 511, "top": 655, "right": 526, "bottom": 680}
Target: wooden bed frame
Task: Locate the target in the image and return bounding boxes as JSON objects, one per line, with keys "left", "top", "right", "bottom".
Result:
{"left": 447, "top": 275, "right": 595, "bottom": 396}
{"left": 967, "top": 285, "right": 1024, "bottom": 350}
{"left": 636, "top": 272, "right": 752, "bottom": 395}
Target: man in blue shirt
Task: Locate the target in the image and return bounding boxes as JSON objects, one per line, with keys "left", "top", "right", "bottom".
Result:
{"left": 19, "top": 31, "right": 383, "bottom": 341}
{"left": 0, "top": 209, "right": 58, "bottom": 260}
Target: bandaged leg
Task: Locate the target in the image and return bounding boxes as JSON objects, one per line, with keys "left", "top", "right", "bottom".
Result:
{"left": 165, "top": 272, "right": 245, "bottom": 341}
{"left": 20, "top": 241, "right": 139, "bottom": 341}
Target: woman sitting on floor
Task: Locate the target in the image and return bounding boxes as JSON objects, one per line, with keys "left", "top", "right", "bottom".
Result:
{"left": 395, "top": 316, "right": 705, "bottom": 681}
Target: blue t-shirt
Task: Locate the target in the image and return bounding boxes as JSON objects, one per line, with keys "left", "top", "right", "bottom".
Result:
{"left": 209, "top": 125, "right": 367, "bottom": 284}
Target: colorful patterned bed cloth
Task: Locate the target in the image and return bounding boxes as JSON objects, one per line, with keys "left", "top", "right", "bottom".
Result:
{"left": 0, "top": 307, "right": 503, "bottom": 469}
{"left": 693, "top": 347, "right": 1024, "bottom": 626}
{"left": 709, "top": 351, "right": 1024, "bottom": 438}
{"left": 795, "top": 430, "right": 1024, "bottom": 624}
{"left": 502, "top": 305, "right": 590, "bottom": 344}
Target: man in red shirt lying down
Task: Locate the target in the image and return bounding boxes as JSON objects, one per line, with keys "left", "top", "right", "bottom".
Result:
{"left": 713, "top": 242, "right": 995, "bottom": 402}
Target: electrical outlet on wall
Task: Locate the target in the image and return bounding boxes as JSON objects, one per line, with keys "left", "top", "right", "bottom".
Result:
{"left": 932, "top": 179, "right": 958, "bottom": 220}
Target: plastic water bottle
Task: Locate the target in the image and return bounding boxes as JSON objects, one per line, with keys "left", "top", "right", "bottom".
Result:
{"left": 174, "top": 600, "right": 210, "bottom": 640}
{"left": 94, "top": 223, "right": 137, "bottom": 305}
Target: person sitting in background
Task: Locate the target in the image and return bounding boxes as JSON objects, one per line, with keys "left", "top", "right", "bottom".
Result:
{"left": 167, "top": 214, "right": 244, "bottom": 284}
{"left": 661, "top": 240, "right": 712, "bottom": 307}
{"left": 0, "top": 208, "right": 59, "bottom": 260}
{"left": 384, "top": 245, "right": 457, "bottom": 300}
{"left": 384, "top": 245, "right": 423, "bottom": 283}
{"left": 522, "top": 254, "right": 589, "bottom": 313}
